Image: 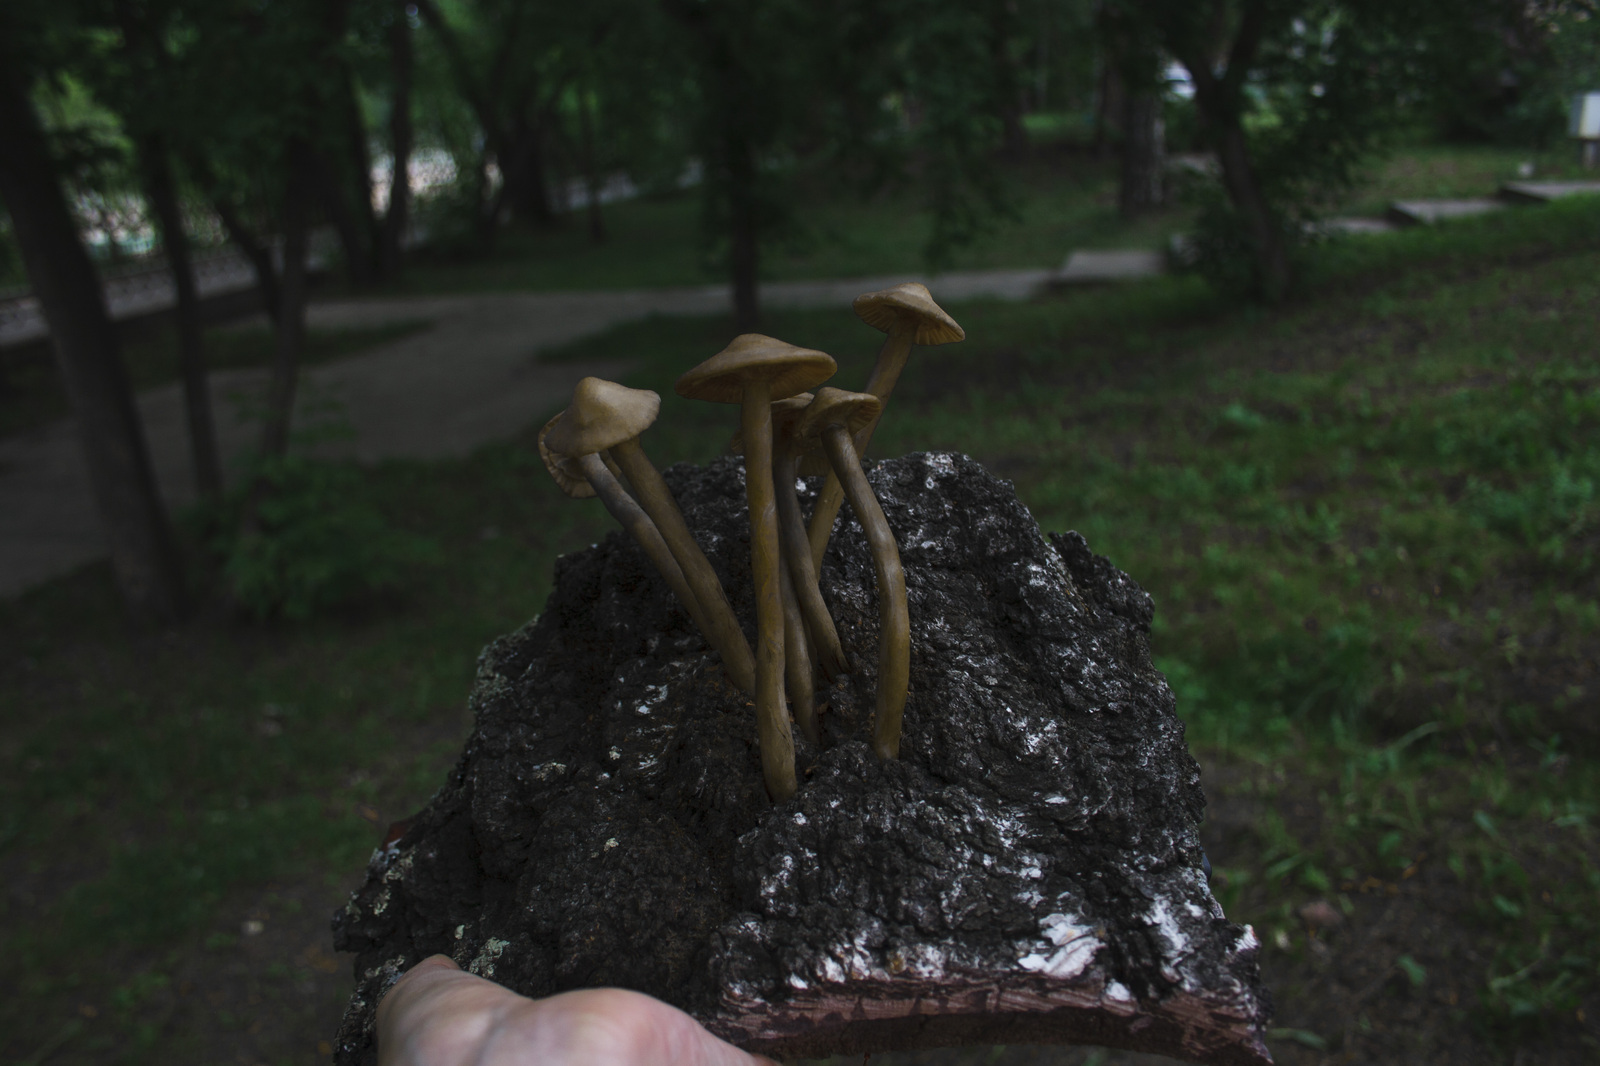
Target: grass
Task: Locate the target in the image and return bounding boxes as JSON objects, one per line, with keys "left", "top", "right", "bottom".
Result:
{"left": 385, "top": 149, "right": 1189, "bottom": 297}
{"left": 0, "top": 320, "right": 429, "bottom": 437}
{"left": 2, "top": 183, "right": 1600, "bottom": 1063}
{"left": 1337, "top": 140, "right": 1600, "bottom": 218}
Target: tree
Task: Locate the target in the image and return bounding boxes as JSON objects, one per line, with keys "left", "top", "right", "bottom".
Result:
{"left": 1107, "top": 0, "right": 1524, "bottom": 300}
{"left": 92, "top": 0, "right": 225, "bottom": 504}
{"left": 0, "top": 33, "right": 186, "bottom": 622}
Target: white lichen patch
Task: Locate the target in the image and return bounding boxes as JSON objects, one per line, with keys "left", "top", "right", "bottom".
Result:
{"left": 1017, "top": 912, "right": 1103, "bottom": 980}
{"left": 469, "top": 937, "right": 510, "bottom": 978}
{"left": 528, "top": 761, "right": 566, "bottom": 782}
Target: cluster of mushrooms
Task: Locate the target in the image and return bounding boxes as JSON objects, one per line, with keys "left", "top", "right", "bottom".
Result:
{"left": 539, "top": 283, "right": 964, "bottom": 802}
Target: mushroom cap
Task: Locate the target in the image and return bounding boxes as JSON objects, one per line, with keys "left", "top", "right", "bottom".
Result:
{"left": 676, "top": 335, "right": 836, "bottom": 405}
{"left": 795, "top": 387, "right": 883, "bottom": 449}
{"left": 852, "top": 283, "right": 965, "bottom": 345}
{"left": 544, "top": 377, "right": 661, "bottom": 456}
{"left": 539, "top": 413, "right": 623, "bottom": 498}
{"left": 730, "top": 393, "right": 814, "bottom": 454}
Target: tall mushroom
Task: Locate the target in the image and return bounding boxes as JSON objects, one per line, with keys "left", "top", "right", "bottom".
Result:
{"left": 796, "top": 387, "right": 909, "bottom": 761}
{"left": 807, "top": 282, "right": 964, "bottom": 571}
{"left": 735, "top": 395, "right": 850, "bottom": 683}
{"left": 677, "top": 336, "right": 837, "bottom": 802}
{"left": 545, "top": 377, "right": 756, "bottom": 695}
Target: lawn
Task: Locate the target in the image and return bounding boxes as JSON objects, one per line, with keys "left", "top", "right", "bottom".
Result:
{"left": 2, "top": 193, "right": 1599, "bottom": 1064}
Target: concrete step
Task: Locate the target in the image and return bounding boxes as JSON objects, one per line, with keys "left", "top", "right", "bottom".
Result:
{"left": 1053, "top": 249, "right": 1166, "bottom": 284}
{"left": 1499, "top": 180, "right": 1600, "bottom": 204}
{"left": 1386, "top": 199, "right": 1506, "bottom": 227}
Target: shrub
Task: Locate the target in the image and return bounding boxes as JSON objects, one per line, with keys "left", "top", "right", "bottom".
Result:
{"left": 210, "top": 455, "right": 439, "bottom": 621}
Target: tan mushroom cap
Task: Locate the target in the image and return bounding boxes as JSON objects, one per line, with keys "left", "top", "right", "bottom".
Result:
{"left": 729, "top": 393, "right": 814, "bottom": 454}
{"left": 795, "top": 387, "right": 883, "bottom": 449}
{"left": 853, "top": 283, "right": 965, "bottom": 345}
{"left": 544, "top": 377, "right": 661, "bottom": 457}
{"left": 676, "top": 335, "right": 836, "bottom": 405}
{"left": 540, "top": 414, "right": 624, "bottom": 498}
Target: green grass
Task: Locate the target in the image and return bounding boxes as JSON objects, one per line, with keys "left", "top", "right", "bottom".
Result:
{"left": 3, "top": 190, "right": 1600, "bottom": 1062}
{"left": 0, "top": 320, "right": 429, "bottom": 437}
{"left": 1336, "top": 140, "right": 1600, "bottom": 217}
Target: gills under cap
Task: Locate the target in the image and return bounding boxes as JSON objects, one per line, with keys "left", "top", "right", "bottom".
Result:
{"left": 544, "top": 378, "right": 661, "bottom": 457}
{"left": 676, "top": 335, "right": 836, "bottom": 405}
{"left": 795, "top": 387, "right": 883, "bottom": 449}
{"left": 852, "top": 283, "right": 965, "bottom": 345}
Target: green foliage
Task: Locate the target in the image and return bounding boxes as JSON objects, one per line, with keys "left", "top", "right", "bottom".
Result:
{"left": 209, "top": 455, "right": 439, "bottom": 621}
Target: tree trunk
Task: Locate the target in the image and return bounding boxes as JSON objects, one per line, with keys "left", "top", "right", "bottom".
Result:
{"left": 502, "top": 117, "right": 556, "bottom": 227}
{"left": 339, "top": 72, "right": 382, "bottom": 281}
{"left": 727, "top": 137, "right": 759, "bottom": 332}
{"left": 1118, "top": 87, "right": 1165, "bottom": 218}
{"left": 1092, "top": 60, "right": 1123, "bottom": 158}
{"left": 204, "top": 182, "right": 283, "bottom": 324}
{"left": 381, "top": 0, "right": 414, "bottom": 277}
{"left": 140, "top": 141, "right": 223, "bottom": 502}
{"left": 577, "top": 85, "right": 606, "bottom": 243}
{"left": 0, "top": 69, "right": 185, "bottom": 623}
{"left": 260, "top": 143, "right": 311, "bottom": 461}
{"left": 1213, "top": 121, "right": 1291, "bottom": 301}
{"left": 313, "top": 147, "right": 373, "bottom": 288}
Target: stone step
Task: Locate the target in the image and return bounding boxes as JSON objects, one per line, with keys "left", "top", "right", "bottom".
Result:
{"left": 1386, "top": 198, "right": 1506, "bottom": 227}
{"left": 1499, "top": 179, "right": 1600, "bottom": 204}
{"left": 1052, "top": 248, "right": 1166, "bottom": 284}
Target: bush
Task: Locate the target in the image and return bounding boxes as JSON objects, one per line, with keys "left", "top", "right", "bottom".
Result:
{"left": 210, "top": 455, "right": 439, "bottom": 621}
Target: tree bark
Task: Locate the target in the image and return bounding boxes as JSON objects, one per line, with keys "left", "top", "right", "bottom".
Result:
{"left": 260, "top": 143, "right": 311, "bottom": 461}
{"left": 1118, "top": 87, "right": 1165, "bottom": 218}
{"left": 727, "top": 135, "right": 759, "bottom": 333}
{"left": 0, "top": 69, "right": 185, "bottom": 622}
{"left": 310, "top": 146, "right": 372, "bottom": 288}
{"left": 339, "top": 71, "right": 382, "bottom": 281}
{"left": 1211, "top": 120, "right": 1290, "bottom": 300}
{"left": 209, "top": 191, "right": 283, "bottom": 325}
{"left": 140, "top": 140, "right": 223, "bottom": 502}
{"left": 381, "top": 0, "right": 414, "bottom": 277}
{"left": 577, "top": 84, "right": 606, "bottom": 243}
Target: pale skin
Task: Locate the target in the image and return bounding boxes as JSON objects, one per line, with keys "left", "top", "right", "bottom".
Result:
{"left": 377, "top": 956, "right": 778, "bottom": 1066}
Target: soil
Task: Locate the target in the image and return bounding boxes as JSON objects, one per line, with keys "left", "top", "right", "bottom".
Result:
{"left": 330, "top": 453, "right": 1268, "bottom": 1064}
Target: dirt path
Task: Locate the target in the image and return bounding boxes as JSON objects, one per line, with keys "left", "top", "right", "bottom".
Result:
{"left": 0, "top": 270, "right": 1051, "bottom": 598}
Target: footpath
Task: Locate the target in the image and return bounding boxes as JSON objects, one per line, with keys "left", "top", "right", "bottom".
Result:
{"left": 0, "top": 270, "right": 1052, "bottom": 598}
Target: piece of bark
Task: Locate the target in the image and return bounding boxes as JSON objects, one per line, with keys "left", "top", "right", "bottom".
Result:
{"left": 330, "top": 453, "right": 1271, "bottom": 1065}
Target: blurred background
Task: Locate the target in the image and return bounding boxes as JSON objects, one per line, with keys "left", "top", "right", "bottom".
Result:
{"left": 2, "top": 0, "right": 1599, "bottom": 1062}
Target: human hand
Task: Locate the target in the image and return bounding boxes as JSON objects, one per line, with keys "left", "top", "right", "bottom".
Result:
{"left": 376, "top": 955, "right": 779, "bottom": 1066}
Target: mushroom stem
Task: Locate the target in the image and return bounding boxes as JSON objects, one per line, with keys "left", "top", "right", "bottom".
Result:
{"left": 805, "top": 327, "right": 914, "bottom": 571}
{"left": 774, "top": 446, "right": 849, "bottom": 681}
{"left": 574, "top": 453, "right": 714, "bottom": 638}
{"left": 779, "top": 561, "right": 818, "bottom": 745}
{"left": 741, "top": 380, "right": 798, "bottom": 801}
{"left": 820, "top": 422, "right": 909, "bottom": 760}
{"left": 609, "top": 436, "right": 756, "bottom": 696}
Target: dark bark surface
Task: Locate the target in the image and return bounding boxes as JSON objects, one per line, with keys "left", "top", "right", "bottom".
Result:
{"left": 331, "top": 454, "right": 1270, "bottom": 1065}
{"left": 381, "top": 0, "right": 414, "bottom": 278}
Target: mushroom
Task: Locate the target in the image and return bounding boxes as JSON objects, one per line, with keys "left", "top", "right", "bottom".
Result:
{"left": 806, "top": 283, "right": 964, "bottom": 571}
{"left": 796, "top": 387, "right": 909, "bottom": 761}
{"left": 778, "top": 562, "right": 818, "bottom": 745}
{"left": 545, "top": 377, "right": 756, "bottom": 695}
{"left": 734, "top": 395, "right": 850, "bottom": 683}
{"left": 677, "top": 336, "right": 837, "bottom": 801}
{"left": 540, "top": 414, "right": 715, "bottom": 646}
